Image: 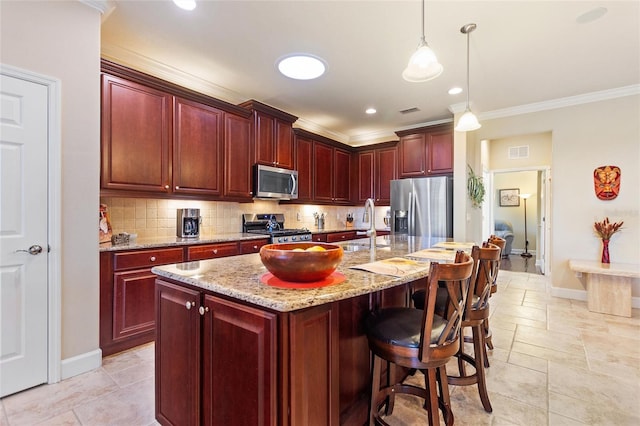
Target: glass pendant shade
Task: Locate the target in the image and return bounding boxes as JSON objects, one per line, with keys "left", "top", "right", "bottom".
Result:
{"left": 455, "top": 109, "right": 481, "bottom": 132}
{"left": 402, "top": 38, "right": 443, "bottom": 82}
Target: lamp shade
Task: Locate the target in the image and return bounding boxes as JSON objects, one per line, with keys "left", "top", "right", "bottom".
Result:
{"left": 402, "top": 41, "right": 443, "bottom": 82}
{"left": 455, "top": 109, "right": 481, "bottom": 132}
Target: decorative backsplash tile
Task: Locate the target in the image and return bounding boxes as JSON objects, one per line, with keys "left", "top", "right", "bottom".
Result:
{"left": 100, "top": 197, "right": 389, "bottom": 238}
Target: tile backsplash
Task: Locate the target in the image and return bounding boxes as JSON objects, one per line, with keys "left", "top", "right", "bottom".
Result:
{"left": 100, "top": 197, "right": 390, "bottom": 238}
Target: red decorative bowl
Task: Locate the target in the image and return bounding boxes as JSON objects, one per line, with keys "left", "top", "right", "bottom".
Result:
{"left": 259, "top": 242, "right": 344, "bottom": 283}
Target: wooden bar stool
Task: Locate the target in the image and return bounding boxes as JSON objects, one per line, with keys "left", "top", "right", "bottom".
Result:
{"left": 446, "top": 243, "right": 501, "bottom": 412}
{"left": 484, "top": 235, "right": 506, "bottom": 354}
{"left": 366, "top": 252, "right": 474, "bottom": 426}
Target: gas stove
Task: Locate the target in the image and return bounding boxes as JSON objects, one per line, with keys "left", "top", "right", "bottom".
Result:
{"left": 242, "top": 213, "right": 312, "bottom": 243}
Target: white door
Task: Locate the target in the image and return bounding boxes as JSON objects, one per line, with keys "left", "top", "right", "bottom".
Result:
{"left": 0, "top": 73, "right": 49, "bottom": 397}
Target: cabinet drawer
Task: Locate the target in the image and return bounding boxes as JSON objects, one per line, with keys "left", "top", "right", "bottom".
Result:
{"left": 312, "top": 233, "right": 328, "bottom": 243}
{"left": 326, "top": 231, "right": 357, "bottom": 242}
{"left": 187, "top": 242, "right": 240, "bottom": 261}
{"left": 113, "top": 247, "right": 184, "bottom": 271}
{"left": 240, "top": 239, "right": 269, "bottom": 254}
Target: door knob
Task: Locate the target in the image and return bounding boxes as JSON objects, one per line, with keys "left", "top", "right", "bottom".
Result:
{"left": 16, "top": 245, "right": 43, "bottom": 255}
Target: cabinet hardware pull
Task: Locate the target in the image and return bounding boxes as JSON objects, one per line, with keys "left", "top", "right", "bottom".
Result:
{"left": 186, "top": 301, "right": 195, "bottom": 310}
{"left": 199, "top": 306, "right": 209, "bottom": 315}
{"left": 253, "top": 245, "right": 258, "bottom": 249}
{"left": 175, "top": 186, "right": 180, "bottom": 189}
{"left": 164, "top": 185, "right": 169, "bottom": 189}
{"left": 212, "top": 249, "right": 218, "bottom": 254}
{"left": 150, "top": 256, "right": 157, "bottom": 262}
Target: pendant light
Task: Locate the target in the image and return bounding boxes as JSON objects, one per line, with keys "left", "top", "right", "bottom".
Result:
{"left": 455, "top": 23, "right": 481, "bottom": 132}
{"left": 402, "top": 0, "right": 443, "bottom": 82}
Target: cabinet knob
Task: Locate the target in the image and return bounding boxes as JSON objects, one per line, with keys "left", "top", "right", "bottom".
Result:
{"left": 164, "top": 185, "right": 169, "bottom": 190}
{"left": 199, "top": 306, "right": 209, "bottom": 315}
{"left": 150, "top": 256, "right": 157, "bottom": 262}
{"left": 175, "top": 186, "right": 180, "bottom": 189}
{"left": 253, "top": 245, "right": 258, "bottom": 250}
{"left": 212, "top": 249, "right": 218, "bottom": 254}
{"left": 186, "top": 301, "right": 195, "bottom": 310}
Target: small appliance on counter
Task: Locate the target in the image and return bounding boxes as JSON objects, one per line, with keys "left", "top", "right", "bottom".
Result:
{"left": 177, "top": 208, "right": 201, "bottom": 238}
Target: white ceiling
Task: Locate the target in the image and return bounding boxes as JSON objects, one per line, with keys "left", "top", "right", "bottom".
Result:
{"left": 100, "top": 1, "right": 640, "bottom": 145}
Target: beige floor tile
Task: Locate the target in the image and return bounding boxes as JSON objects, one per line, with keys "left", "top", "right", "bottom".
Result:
{"left": 581, "top": 329, "right": 640, "bottom": 360}
{"left": 484, "top": 359, "right": 548, "bottom": 410}
{"left": 548, "top": 391, "right": 640, "bottom": 425}
{"left": 73, "top": 377, "right": 155, "bottom": 426}
{"left": 0, "top": 403, "right": 8, "bottom": 426}
{"left": 35, "top": 411, "right": 80, "bottom": 425}
{"left": 548, "top": 412, "right": 588, "bottom": 425}
{"left": 106, "top": 360, "right": 155, "bottom": 388}
{"left": 494, "top": 304, "right": 547, "bottom": 323}
{"left": 2, "top": 370, "right": 118, "bottom": 425}
{"left": 511, "top": 341, "right": 589, "bottom": 370}
{"left": 548, "top": 362, "right": 640, "bottom": 414}
{"left": 514, "top": 325, "right": 584, "bottom": 355}
{"left": 486, "top": 392, "right": 547, "bottom": 425}
{"left": 507, "top": 351, "right": 548, "bottom": 373}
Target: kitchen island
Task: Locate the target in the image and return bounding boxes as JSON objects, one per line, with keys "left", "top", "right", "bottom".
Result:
{"left": 152, "top": 235, "right": 447, "bottom": 426}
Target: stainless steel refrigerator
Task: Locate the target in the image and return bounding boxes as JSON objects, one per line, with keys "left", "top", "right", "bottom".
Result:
{"left": 390, "top": 176, "right": 453, "bottom": 237}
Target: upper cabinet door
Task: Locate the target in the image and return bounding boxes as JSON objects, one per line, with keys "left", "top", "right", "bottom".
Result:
{"left": 313, "top": 142, "right": 334, "bottom": 203}
{"left": 101, "top": 74, "right": 172, "bottom": 193}
{"left": 294, "top": 137, "right": 314, "bottom": 202}
{"left": 398, "top": 133, "right": 426, "bottom": 178}
{"left": 223, "top": 113, "right": 253, "bottom": 200}
{"left": 254, "top": 112, "right": 275, "bottom": 166}
{"left": 275, "top": 119, "right": 294, "bottom": 169}
{"left": 375, "top": 146, "right": 397, "bottom": 204}
{"left": 356, "top": 150, "right": 375, "bottom": 203}
{"left": 173, "top": 98, "right": 223, "bottom": 196}
{"left": 427, "top": 130, "right": 453, "bottom": 175}
{"left": 333, "top": 148, "right": 352, "bottom": 203}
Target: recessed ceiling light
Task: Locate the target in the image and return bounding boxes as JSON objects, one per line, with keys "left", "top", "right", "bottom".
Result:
{"left": 277, "top": 55, "right": 326, "bottom": 80}
{"left": 576, "top": 7, "right": 607, "bottom": 24}
{"left": 173, "top": 0, "right": 196, "bottom": 11}
{"left": 365, "top": 108, "right": 377, "bottom": 115}
{"left": 448, "top": 87, "right": 463, "bottom": 95}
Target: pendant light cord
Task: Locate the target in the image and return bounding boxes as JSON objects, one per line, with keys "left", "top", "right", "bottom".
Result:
{"left": 421, "top": 0, "right": 425, "bottom": 40}
{"left": 465, "top": 30, "right": 470, "bottom": 108}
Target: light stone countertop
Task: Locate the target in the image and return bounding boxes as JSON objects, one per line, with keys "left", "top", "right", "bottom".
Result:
{"left": 99, "top": 233, "right": 268, "bottom": 252}
{"left": 152, "top": 235, "right": 451, "bottom": 312}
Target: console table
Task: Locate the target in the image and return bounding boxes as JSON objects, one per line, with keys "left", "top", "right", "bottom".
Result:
{"left": 569, "top": 260, "right": 639, "bottom": 317}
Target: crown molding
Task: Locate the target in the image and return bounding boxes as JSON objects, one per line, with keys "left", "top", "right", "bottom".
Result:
{"left": 79, "top": 0, "right": 112, "bottom": 14}
{"left": 294, "top": 118, "right": 350, "bottom": 144}
{"left": 101, "top": 44, "right": 248, "bottom": 105}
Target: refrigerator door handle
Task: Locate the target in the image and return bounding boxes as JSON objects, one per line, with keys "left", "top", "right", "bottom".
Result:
{"left": 408, "top": 191, "right": 414, "bottom": 234}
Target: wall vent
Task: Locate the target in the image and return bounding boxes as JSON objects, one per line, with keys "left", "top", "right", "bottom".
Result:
{"left": 508, "top": 145, "right": 529, "bottom": 159}
{"left": 399, "top": 107, "right": 420, "bottom": 114}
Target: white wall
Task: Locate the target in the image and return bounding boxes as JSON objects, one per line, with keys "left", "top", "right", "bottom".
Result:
{"left": 465, "top": 94, "right": 640, "bottom": 295}
{"left": 1, "top": 1, "right": 101, "bottom": 365}
{"left": 493, "top": 171, "right": 538, "bottom": 253}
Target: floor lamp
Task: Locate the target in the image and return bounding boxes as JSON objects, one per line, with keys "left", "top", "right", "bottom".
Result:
{"left": 519, "top": 193, "right": 533, "bottom": 258}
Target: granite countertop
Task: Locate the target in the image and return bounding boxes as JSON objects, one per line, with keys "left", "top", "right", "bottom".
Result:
{"left": 152, "top": 235, "right": 450, "bottom": 312}
{"left": 99, "top": 233, "right": 268, "bottom": 252}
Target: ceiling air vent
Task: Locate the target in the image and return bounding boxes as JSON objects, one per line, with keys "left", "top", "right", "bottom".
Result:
{"left": 508, "top": 145, "right": 529, "bottom": 159}
{"left": 399, "top": 107, "right": 420, "bottom": 114}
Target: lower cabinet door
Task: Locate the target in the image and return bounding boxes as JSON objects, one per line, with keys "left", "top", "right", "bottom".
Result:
{"left": 155, "top": 280, "right": 201, "bottom": 426}
{"left": 201, "top": 295, "right": 278, "bottom": 426}
{"left": 289, "top": 304, "right": 340, "bottom": 426}
{"left": 113, "top": 269, "right": 156, "bottom": 341}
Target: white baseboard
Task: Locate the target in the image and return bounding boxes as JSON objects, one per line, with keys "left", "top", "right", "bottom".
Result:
{"left": 551, "top": 286, "right": 640, "bottom": 309}
{"left": 60, "top": 348, "right": 103, "bottom": 381}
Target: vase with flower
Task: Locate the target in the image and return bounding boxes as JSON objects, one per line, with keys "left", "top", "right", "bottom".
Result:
{"left": 593, "top": 217, "right": 623, "bottom": 264}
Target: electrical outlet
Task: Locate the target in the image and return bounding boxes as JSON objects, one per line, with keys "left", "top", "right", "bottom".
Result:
{"left": 337, "top": 213, "right": 340, "bottom": 219}
{"left": 296, "top": 212, "right": 301, "bottom": 221}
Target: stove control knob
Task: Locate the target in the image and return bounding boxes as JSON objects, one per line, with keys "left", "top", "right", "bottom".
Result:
{"left": 291, "top": 236, "right": 298, "bottom": 241}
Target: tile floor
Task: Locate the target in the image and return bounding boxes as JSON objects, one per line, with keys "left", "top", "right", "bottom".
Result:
{"left": 1, "top": 270, "right": 639, "bottom": 425}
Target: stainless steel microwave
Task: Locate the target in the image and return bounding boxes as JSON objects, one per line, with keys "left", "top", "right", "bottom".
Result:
{"left": 254, "top": 164, "right": 298, "bottom": 200}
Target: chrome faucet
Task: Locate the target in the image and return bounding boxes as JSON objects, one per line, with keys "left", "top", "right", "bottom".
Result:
{"left": 363, "top": 198, "right": 376, "bottom": 237}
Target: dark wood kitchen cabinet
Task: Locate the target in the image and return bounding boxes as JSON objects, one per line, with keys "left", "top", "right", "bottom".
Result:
{"left": 101, "top": 74, "right": 172, "bottom": 193}
{"left": 293, "top": 136, "right": 314, "bottom": 202}
{"left": 223, "top": 113, "right": 253, "bottom": 201}
{"left": 154, "top": 274, "right": 416, "bottom": 425}
{"left": 240, "top": 100, "right": 298, "bottom": 170}
{"left": 173, "top": 97, "right": 223, "bottom": 197}
{"left": 397, "top": 124, "right": 453, "bottom": 178}
{"left": 100, "top": 247, "right": 184, "bottom": 356}
{"left": 100, "top": 60, "right": 252, "bottom": 201}
{"left": 313, "top": 141, "right": 352, "bottom": 204}
{"left": 355, "top": 143, "right": 397, "bottom": 205}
